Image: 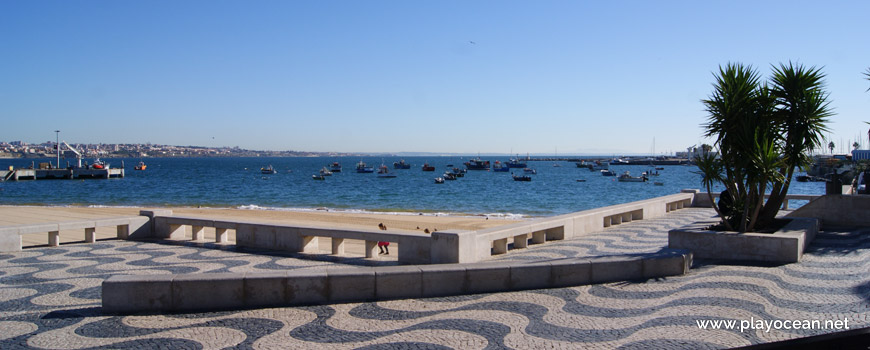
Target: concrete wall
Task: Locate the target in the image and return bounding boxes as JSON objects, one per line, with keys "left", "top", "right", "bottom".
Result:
{"left": 0, "top": 216, "right": 150, "bottom": 252}
{"left": 668, "top": 217, "right": 818, "bottom": 263}
{"left": 786, "top": 194, "right": 870, "bottom": 227}
{"left": 102, "top": 249, "right": 693, "bottom": 314}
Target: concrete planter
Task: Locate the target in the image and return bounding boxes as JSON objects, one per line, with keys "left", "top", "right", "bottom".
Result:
{"left": 668, "top": 217, "right": 818, "bottom": 263}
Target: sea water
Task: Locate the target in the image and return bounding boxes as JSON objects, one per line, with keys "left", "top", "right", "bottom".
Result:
{"left": 0, "top": 157, "right": 825, "bottom": 217}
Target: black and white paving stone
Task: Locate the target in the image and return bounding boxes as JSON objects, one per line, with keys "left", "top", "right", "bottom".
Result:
{"left": 1, "top": 208, "right": 867, "bottom": 349}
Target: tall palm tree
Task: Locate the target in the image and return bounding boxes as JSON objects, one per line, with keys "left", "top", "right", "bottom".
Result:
{"left": 828, "top": 141, "right": 835, "bottom": 154}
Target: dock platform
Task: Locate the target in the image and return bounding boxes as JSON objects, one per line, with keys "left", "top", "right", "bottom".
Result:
{"left": 1, "top": 167, "right": 124, "bottom": 181}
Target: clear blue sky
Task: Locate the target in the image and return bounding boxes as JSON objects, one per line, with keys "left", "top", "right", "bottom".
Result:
{"left": 2, "top": 1, "right": 868, "bottom": 155}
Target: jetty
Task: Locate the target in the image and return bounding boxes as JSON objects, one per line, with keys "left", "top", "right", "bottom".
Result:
{"left": 1, "top": 164, "right": 124, "bottom": 181}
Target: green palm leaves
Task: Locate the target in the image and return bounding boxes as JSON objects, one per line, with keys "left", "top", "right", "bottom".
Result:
{"left": 699, "top": 62, "right": 832, "bottom": 232}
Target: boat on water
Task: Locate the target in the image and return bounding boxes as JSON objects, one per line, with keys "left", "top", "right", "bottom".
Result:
{"left": 588, "top": 161, "right": 609, "bottom": 171}
{"left": 91, "top": 158, "right": 107, "bottom": 170}
{"left": 355, "top": 160, "right": 374, "bottom": 173}
{"left": 512, "top": 174, "right": 532, "bottom": 181}
{"left": 506, "top": 157, "right": 527, "bottom": 168}
{"left": 450, "top": 168, "right": 466, "bottom": 177}
{"left": 796, "top": 174, "right": 825, "bottom": 182}
{"left": 312, "top": 174, "right": 326, "bottom": 180}
{"left": 443, "top": 173, "right": 457, "bottom": 180}
{"left": 377, "top": 164, "right": 396, "bottom": 178}
{"left": 261, "top": 165, "right": 277, "bottom": 174}
{"left": 523, "top": 168, "right": 537, "bottom": 174}
{"left": 393, "top": 159, "right": 411, "bottom": 169}
{"left": 576, "top": 179, "right": 587, "bottom": 182}
{"left": 134, "top": 161, "right": 146, "bottom": 171}
{"left": 492, "top": 161, "right": 510, "bottom": 172}
{"left": 601, "top": 169, "right": 616, "bottom": 176}
{"left": 434, "top": 177, "right": 445, "bottom": 184}
{"left": 319, "top": 167, "right": 333, "bottom": 176}
{"left": 464, "top": 157, "right": 490, "bottom": 170}
{"left": 617, "top": 171, "right": 648, "bottom": 182}
{"left": 421, "top": 163, "right": 436, "bottom": 171}
{"left": 329, "top": 162, "right": 342, "bottom": 172}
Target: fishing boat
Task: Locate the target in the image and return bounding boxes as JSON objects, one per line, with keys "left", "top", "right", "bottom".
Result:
{"left": 589, "top": 161, "right": 609, "bottom": 171}
{"left": 492, "top": 160, "right": 510, "bottom": 172}
{"left": 443, "top": 173, "right": 457, "bottom": 180}
{"left": 434, "top": 177, "right": 445, "bottom": 184}
{"left": 421, "top": 163, "right": 436, "bottom": 171}
{"left": 91, "top": 158, "right": 107, "bottom": 170}
{"left": 312, "top": 174, "right": 326, "bottom": 180}
{"left": 134, "top": 161, "right": 146, "bottom": 171}
{"left": 464, "top": 157, "right": 490, "bottom": 170}
{"left": 329, "top": 162, "right": 342, "bottom": 172}
{"left": 261, "top": 165, "right": 277, "bottom": 174}
{"left": 355, "top": 160, "right": 374, "bottom": 173}
{"left": 601, "top": 169, "right": 616, "bottom": 176}
{"left": 506, "top": 157, "right": 527, "bottom": 168}
{"left": 617, "top": 171, "right": 648, "bottom": 182}
{"left": 523, "top": 168, "right": 537, "bottom": 174}
{"left": 393, "top": 159, "right": 411, "bottom": 169}
{"left": 319, "top": 167, "right": 333, "bottom": 176}
{"left": 512, "top": 174, "right": 532, "bottom": 181}
{"left": 377, "top": 164, "right": 396, "bottom": 178}
{"left": 451, "top": 168, "right": 466, "bottom": 177}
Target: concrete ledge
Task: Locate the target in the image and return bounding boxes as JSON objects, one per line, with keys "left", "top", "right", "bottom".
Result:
{"left": 102, "top": 250, "right": 692, "bottom": 314}
{"left": 668, "top": 217, "right": 818, "bottom": 263}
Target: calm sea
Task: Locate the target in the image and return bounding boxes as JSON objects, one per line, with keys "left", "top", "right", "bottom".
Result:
{"left": 0, "top": 157, "right": 825, "bottom": 218}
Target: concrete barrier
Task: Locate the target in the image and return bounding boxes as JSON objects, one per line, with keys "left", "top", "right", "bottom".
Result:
{"left": 0, "top": 216, "right": 150, "bottom": 252}
{"left": 101, "top": 249, "right": 693, "bottom": 314}
{"left": 668, "top": 217, "right": 818, "bottom": 263}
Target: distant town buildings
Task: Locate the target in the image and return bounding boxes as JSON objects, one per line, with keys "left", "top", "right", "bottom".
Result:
{"left": 0, "top": 141, "right": 356, "bottom": 159}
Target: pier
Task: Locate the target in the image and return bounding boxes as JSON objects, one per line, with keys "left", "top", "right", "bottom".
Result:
{"left": 1, "top": 167, "right": 124, "bottom": 181}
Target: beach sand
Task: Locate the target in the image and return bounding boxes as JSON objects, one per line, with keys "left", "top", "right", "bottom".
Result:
{"left": 0, "top": 206, "right": 521, "bottom": 255}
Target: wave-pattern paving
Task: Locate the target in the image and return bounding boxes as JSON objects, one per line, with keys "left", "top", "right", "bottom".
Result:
{"left": 0, "top": 208, "right": 867, "bottom": 349}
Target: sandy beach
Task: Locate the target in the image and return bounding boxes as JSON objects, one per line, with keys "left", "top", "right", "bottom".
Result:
{"left": 0, "top": 205, "right": 521, "bottom": 250}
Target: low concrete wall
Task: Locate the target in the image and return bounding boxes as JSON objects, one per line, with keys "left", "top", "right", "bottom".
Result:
{"left": 691, "top": 192, "right": 821, "bottom": 210}
{"left": 668, "top": 217, "right": 818, "bottom": 263}
{"left": 102, "top": 249, "right": 693, "bottom": 314}
{"left": 785, "top": 194, "right": 870, "bottom": 227}
{"left": 0, "top": 216, "right": 150, "bottom": 252}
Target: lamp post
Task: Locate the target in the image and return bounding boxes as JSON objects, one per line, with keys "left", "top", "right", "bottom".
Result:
{"left": 55, "top": 130, "right": 60, "bottom": 169}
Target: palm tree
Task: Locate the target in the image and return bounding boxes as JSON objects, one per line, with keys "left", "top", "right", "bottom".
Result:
{"left": 828, "top": 141, "right": 835, "bottom": 154}
{"left": 701, "top": 62, "right": 832, "bottom": 232}
{"left": 854, "top": 142, "right": 861, "bottom": 150}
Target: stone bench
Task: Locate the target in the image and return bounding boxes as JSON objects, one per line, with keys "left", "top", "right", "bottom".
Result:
{"left": 102, "top": 249, "right": 693, "bottom": 314}
{"left": 0, "top": 216, "right": 150, "bottom": 252}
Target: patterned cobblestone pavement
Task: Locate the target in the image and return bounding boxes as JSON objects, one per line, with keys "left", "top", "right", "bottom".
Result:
{"left": 1, "top": 208, "right": 868, "bottom": 349}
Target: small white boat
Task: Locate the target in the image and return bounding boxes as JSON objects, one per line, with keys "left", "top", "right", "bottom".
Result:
{"left": 319, "top": 167, "right": 333, "bottom": 176}
{"left": 617, "top": 171, "right": 647, "bottom": 182}
{"left": 601, "top": 169, "right": 616, "bottom": 176}
{"left": 312, "top": 174, "right": 326, "bottom": 180}
{"left": 523, "top": 168, "right": 537, "bottom": 174}
{"left": 434, "top": 177, "right": 445, "bottom": 184}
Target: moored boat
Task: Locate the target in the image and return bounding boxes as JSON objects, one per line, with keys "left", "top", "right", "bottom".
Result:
{"left": 422, "top": 163, "right": 436, "bottom": 171}
{"left": 512, "top": 174, "right": 532, "bottom": 181}
{"left": 319, "top": 167, "right": 333, "bottom": 176}
{"left": 329, "top": 162, "right": 342, "bottom": 172}
{"left": 91, "top": 158, "right": 107, "bottom": 170}
{"left": 507, "top": 157, "right": 527, "bottom": 168}
{"left": 134, "top": 161, "right": 146, "bottom": 171}
{"left": 601, "top": 169, "right": 616, "bottom": 176}
{"left": 523, "top": 168, "right": 537, "bottom": 174}
{"left": 393, "top": 159, "right": 411, "bottom": 169}
{"left": 312, "top": 174, "right": 326, "bottom": 180}
{"left": 377, "top": 164, "right": 396, "bottom": 178}
{"left": 261, "top": 165, "right": 277, "bottom": 174}
{"left": 617, "top": 171, "right": 647, "bottom": 182}
{"left": 464, "top": 157, "right": 490, "bottom": 170}
{"left": 434, "top": 177, "right": 445, "bottom": 184}
{"left": 492, "top": 161, "right": 510, "bottom": 172}
{"left": 355, "top": 160, "right": 374, "bottom": 173}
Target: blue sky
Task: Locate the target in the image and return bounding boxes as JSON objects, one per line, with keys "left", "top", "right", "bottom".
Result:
{"left": 2, "top": 1, "right": 869, "bottom": 155}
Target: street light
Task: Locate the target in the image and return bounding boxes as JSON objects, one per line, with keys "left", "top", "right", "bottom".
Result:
{"left": 55, "top": 130, "right": 60, "bottom": 169}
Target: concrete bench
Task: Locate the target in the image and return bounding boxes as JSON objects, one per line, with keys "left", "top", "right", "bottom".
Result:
{"left": 0, "top": 216, "right": 149, "bottom": 252}
{"left": 102, "top": 249, "right": 693, "bottom": 314}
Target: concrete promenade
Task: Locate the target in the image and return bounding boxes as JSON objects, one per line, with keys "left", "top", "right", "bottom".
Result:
{"left": 0, "top": 207, "right": 868, "bottom": 348}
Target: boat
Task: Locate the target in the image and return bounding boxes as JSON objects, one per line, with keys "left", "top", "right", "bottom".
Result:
{"left": 312, "top": 174, "right": 326, "bottom": 180}
{"left": 393, "top": 159, "right": 411, "bottom": 169}
{"left": 134, "top": 161, "right": 146, "bottom": 171}
{"left": 589, "top": 161, "right": 609, "bottom": 171}
{"left": 523, "top": 168, "right": 537, "bottom": 174}
{"left": 492, "top": 161, "right": 510, "bottom": 172}
{"left": 319, "top": 167, "right": 333, "bottom": 176}
{"left": 617, "top": 171, "right": 648, "bottom": 182}
{"left": 512, "top": 174, "right": 532, "bottom": 181}
{"left": 443, "top": 173, "right": 457, "bottom": 180}
{"left": 377, "top": 164, "right": 396, "bottom": 178}
{"left": 355, "top": 160, "right": 374, "bottom": 173}
{"left": 576, "top": 179, "right": 587, "bottom": 182}
{"left": 451, "top": 168, "right": 466, "bottom": 177}
{"left": 91, "top": 158, "right": 107, "bottom": 170}
{"left": 601, "top": 169, "right": 616, "bottom": 176}
{"left": 506, "top": 157, "right": 527, "bottom": 168}
{"left": 464, "top": 157, "right": 490, "bottom": 170}
{"left": 329, "top": 162, "right": 342, "bottom": 172}
{"left": 261, "top": 165, "right": 277, "bottom": 174}
{"left": 796, "top": 175, "right": 826, "bottom": 182}
{"left": 422, "top": 163, "right": 436, "bottom": 171}
{"left": 434, "top": 177, "right": 445, "bottom": 184}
